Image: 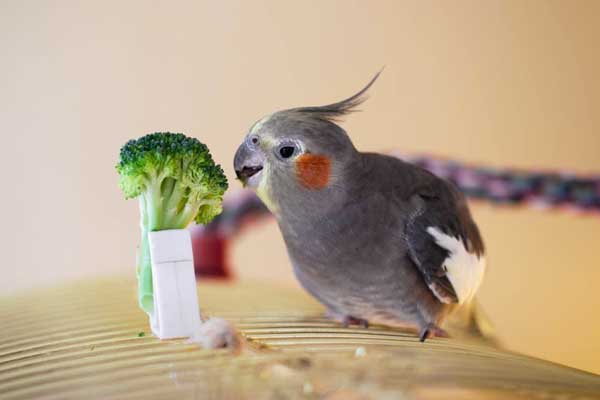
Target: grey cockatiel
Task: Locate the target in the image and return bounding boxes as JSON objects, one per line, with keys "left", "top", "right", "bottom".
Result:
{"left": 234, "top": 73, "right": 486, "bottom": 341}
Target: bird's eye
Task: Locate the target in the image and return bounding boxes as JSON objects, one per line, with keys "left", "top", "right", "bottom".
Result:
{"left": 279, "top": 146, "right": 295, "bottom": 159}
{"left": 248, "top": 135, "right": 259, "bottom": 146}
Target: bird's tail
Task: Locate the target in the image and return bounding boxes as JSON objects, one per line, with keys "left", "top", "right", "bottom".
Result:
{"left": 445, "top": 300, "right": 499, "bottom": 345}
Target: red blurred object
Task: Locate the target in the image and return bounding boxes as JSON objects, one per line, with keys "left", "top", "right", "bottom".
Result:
{"left": 190, "top": 190, "right": 271, "bottom": 280}
{"left": 190, "top": 226, "right": 231, "bottom": 279}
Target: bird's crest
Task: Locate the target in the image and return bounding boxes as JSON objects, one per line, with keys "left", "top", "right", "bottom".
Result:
{"left": 291, "top": 70, "right": 382, "bottom": 123}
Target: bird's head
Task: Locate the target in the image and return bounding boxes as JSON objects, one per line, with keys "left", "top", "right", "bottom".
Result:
{"left": 233, "top": 72, "right": 380, "bottom": 216}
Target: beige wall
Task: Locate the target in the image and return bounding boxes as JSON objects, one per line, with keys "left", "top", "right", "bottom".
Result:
{"left": 2, "top": 1, "right": 599, "bottom": 373}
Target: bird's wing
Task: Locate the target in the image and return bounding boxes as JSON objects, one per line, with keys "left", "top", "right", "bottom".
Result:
{"left": 403, "top": 181, "right": 486, "bottom": 305}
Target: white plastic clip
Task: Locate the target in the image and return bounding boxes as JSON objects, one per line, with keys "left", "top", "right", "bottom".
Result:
{"left": 148, "top": 229, "right": 202, "bottom": 339}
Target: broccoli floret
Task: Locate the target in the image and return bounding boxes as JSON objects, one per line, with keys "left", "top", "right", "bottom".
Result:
{"left": 117, "top": 132, "right": 228, "bottom": 313}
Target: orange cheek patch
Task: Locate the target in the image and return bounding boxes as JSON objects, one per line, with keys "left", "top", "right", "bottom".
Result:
{"left": 295, "top": 154, "right": 331, "bottom": 190}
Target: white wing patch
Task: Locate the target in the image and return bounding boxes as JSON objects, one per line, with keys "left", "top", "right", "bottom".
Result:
{"left": 426, "top": 227, "right": 486, "bottom": 304}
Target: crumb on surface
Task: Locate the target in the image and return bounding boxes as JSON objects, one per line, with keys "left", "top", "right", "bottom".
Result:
{"left": 188, "top": 318, "right": 241, "bottom": 350}
{"left": 354, "top": 347, "right": 367, "bottom": 358}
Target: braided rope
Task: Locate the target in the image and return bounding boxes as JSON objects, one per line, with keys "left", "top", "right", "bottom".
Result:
{"left": 397, "top": 153, "right": 600, "bottom": 215}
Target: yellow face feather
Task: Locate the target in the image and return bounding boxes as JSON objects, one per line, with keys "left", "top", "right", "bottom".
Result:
{"left": 255, "top": 164, "right": 278, "bottom": 214}
{"left": 250, "top": 115, "right": 271, "bottom": 134}
{"left": 253, "top": 135, "right": 280, "bottom": 214}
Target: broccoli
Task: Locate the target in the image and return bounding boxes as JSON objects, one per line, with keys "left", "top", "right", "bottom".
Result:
{"left": 117, "top": 132, "right": 228, "bottom": 314}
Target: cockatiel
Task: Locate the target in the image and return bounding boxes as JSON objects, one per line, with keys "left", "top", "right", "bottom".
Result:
{"left": 233, "top": 73, "right": 486, "bottom": 341}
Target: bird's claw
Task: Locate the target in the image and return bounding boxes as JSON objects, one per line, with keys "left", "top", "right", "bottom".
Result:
{"left": 341, "top": 316, "right": 369, "bottom": 329}
{"left": 419, "top": 323, "right": 449, "bottom": 342}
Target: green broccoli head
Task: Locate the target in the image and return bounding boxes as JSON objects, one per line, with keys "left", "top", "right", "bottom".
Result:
{"left": 116, "top": 132, "right": 228, "bottom": 313}
{"left": 117, "top": 132, "right": 228, "bottom": 228}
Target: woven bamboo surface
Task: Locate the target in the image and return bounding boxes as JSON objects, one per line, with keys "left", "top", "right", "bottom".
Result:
{"left": 1, "top": 278, "right": 599, "bottom": 399}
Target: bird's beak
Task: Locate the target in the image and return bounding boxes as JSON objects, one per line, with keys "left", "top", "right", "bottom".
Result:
{"left": 234, "top": 143, "right": 265, "bottom": 188}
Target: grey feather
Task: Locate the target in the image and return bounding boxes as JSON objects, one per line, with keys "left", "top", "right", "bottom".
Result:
{"left": 289, "top": 69, "right": 383, "bottom": 123}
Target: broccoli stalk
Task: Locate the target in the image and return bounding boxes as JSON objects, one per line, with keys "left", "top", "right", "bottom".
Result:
{"left": 117, "top": 132, "right": 228, "bottom": 314}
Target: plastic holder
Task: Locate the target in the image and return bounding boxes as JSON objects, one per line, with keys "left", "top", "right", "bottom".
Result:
{"left": 147, "top": 229, "right": 202, "bottom": 339}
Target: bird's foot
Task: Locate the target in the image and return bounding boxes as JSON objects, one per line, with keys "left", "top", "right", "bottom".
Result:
{"left": 341, "top": 316, "right": 369, "bottom": 329}
{"left": 419, "top": 323, "right": 449, "bottom": 342}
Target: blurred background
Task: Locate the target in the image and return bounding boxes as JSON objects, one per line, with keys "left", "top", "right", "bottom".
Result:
{"left": 2, "top": 0, "right": 599, "bottom": 374}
